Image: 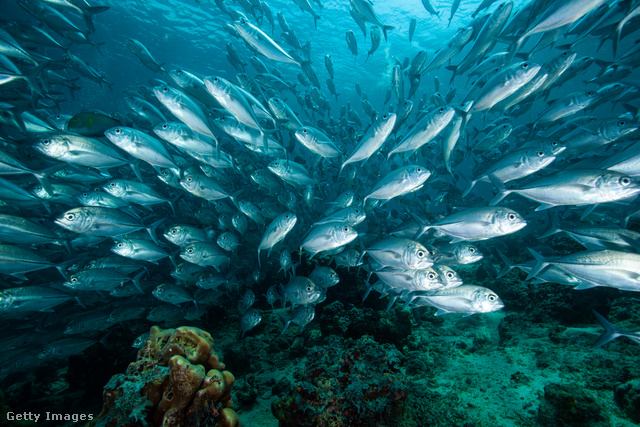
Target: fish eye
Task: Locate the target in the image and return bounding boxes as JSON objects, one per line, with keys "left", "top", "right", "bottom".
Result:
{"left": 521, "top": 63, "right": 529, "bottom": 69}
{"left": 186, "top": 176, "right": 193, "bottom": 182}
{"left": 221, "top": 236, "right": 227, "bottom": 240}
{"left": 170, "top": 228, "right": 178, "bottom": 234}
{"left": 618, "top": 120, "right": 627, "bottom": 126}
{"left": 342, "top": 226, "right": 349, "bottom": 232}
{"left": 355, "top": 209, "right": 360, "bottom": 214}
{"left": 187, "top": 248, "right": 194, "bottom": 254}
{"left": 489, "top": 295, "right": 496, "bottom": 301}
{"left": 446, "top": 272, "right": 454, "bottom": 278}
{"left": 109, "top": 182, "right": 116, "bottom": 187}
{"left": 42, "top": 139, "right": 50, "bottom": 145}
{"left": 162, "top": 86, "right": 169, "bottom": 92}
{"left": 65, "top": 213, "right": 75, "bottom": 221}
{"left": 306, "top": 285, "right": 313, "bottom": 291}
{"left": 439, "top": 107, "right": 445, "bottom": 112}
{"left": 82, "top": 192, "right": 88, "bottom": 197}
{"left": 469, "top": 247, "right": 475, "bottom": 253}
{"left": 302, "top": 129, "right": 307, "bottom": 133}
{"left": 114, "top": 128, "right": 122, "bottom": 135}
{"left": 537, "top": 151, "right": 545, "bottom": 157}
{"left": 621, "top": 177, "right": 631, "bottom": 186}
{"left": 213, "top": 77, "right": 219, "bottom": 83}
{"left": 162, "top": 123, "right": 168, "bottom": 129}
{"left": 71, "top": 277, "right": 77, "bottom": 282}
{"left": 551, "top": 141, "right": 558, "bottom": 146}
{"left": 176, "top": 267, "right": 183, "bottom": 272}
{"left": 508, "top": 213, "right": 517, "bottom": 220}
{"left": 417, "top": 250, "right": 424, "bottom": 258}
{"left": 587, "top": 91, "right": 594, "bottom": 96}
{"left": 118, "top": 243, "right": 124, "bottom": 248}
{"left": 417, "top": 167, "right": 422, "bottom": 172}
{"left": 428, "top": 272, "right": 436, "bottom": 279}
{"left": 177, "top": 70, "right": 183, "bottom": 74}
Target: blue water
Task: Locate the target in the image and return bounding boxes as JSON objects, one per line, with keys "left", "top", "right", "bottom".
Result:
{"left": 1, "top": 0, "right": 640, "bottom": 425}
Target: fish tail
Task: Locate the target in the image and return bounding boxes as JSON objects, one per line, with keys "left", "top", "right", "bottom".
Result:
{"left": 382, "top": 25, "right": 394, "bottom": 42}
{"left": 525, "top": 248, "right": 548, "bottom": 281}
{"left": 592, "top": 310, "right": 622, "bottom": 349}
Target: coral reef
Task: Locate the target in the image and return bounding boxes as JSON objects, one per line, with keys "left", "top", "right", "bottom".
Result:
{"left": 614, "top": 379, "right": 640, "bottom": 423}
{"left": 272, "top": 335, "right": 408, "bottom": 426}
{"left": 93, "top": 326, "right": 240, "bottom": 427}
{"left": 537, "top": 383, "right": 605, "bottom": 426}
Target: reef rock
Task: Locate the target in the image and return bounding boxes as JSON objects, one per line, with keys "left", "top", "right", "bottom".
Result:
{"left": 93, "top": 326, "right": 240, "bottom": 427}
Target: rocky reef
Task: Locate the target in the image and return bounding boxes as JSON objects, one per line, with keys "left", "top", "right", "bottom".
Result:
{"left": 272, "top": 334, "right": 408, "bottom": 426}
{"left": 93, "top": 326, "right": 240, "bottom": 427}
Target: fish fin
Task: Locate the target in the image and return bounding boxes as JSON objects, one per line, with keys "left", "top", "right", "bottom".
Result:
{"left": 382, "top": 25, "right": 394, "bottom": 42}
{"left": 132, "top": 269, "right": 146, "bottom": 293}
{"left": 573, "top": 282, "right": 600, "bottom": 290}
{"left": 580, "top": 204, "right": 598, "bottom": 220}
{"left": 409, "top": 211, "right": 430, "bottom": 240}
{"left": 535, "top": 203, "right": 557, "bottom": 211}
{"left": 495, "top": 249, "right": 515, "bottom": 278}
{"left": 146, "top": 218, "right": 166, "bottom": 245}
{"left": 488, "top": 174, "right": 511, "bottom": 206}
{"left": 592, "top": 310, "right": 621, "bottom": 349}
{"left": 525, "top": 248, "right": 548, "bottom": 281}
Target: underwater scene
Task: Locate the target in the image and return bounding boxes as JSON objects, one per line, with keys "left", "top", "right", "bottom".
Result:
{"left": 1, "top": 0, "right": 640, "bottom": 425}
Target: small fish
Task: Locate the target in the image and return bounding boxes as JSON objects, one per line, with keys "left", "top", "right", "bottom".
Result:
{"left": 309, "top": 266, "right": 339, "bottom": 288}
{"left": 279, "top": 305, "right": 315, "bottom": 335}
{"left": 240, "top": 308, "right": 262, "bottom": 338}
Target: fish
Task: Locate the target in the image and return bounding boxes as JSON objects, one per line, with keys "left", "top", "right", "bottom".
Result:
{"left": 126, "top": 39, "right": 164, "bottom": 72}
{"left": 409, "top": 285, "right": 504, "bottom": 316}
{"left": 346, "top": 30, "right": 358, "bottom": 59}
{"left": 490, "top": 169, "right": 640, "bottom": 210}
{"left": 409, "top": 18, "right": 416, "bottom": 42}
{"left": 413, "top": 207, "right": 527, "bottom": 242}
{"left": 104, "top": 126, "right": 179, "bottom": 171}
{"left": 258, "top": 212, "right": 297, "bottom": 265}
{"left": 341, "top": 113, "right": 396, "bottom": 172}
{"left": 365, "top": 237, "right": 434, "bottom": 270}
{"left": 153, "top": 85, "right": 216, "bottom": 140}
{"left": 350, "top": 0, "right": 395, "bottom": 41}
{"left": 240, "top": 308, "right": 262, "bottom": 338}
{"left": 234, "top": 17, "right": 300, "bottom": 66}
{"left": 363, "top": 165, "right": 431, "bottom": 205}
{"left": 309, "top": 266, "right": 340, "bottom": 288}
{"left": 295, "top": 126, "right": 343, "bottom": 158}
{"left": 591, "top": 310, "right": 640, "bottom": 348}
{"left": 366, "top": 26, "right": 381, "bottom": 63}
{"left": 388, "top": 106, "right": 455, "bottom": 158}
{"left": 279, "top": 305, "right": 315, "bottom": 335}
{"left": 282, "top": 276, "right": 323, "bottom": 307}
{"left": 33, "top": 133, "right": 129, "bottom": 174}
{"left": 300, "top": 223, "right": 358, "bottom": 259}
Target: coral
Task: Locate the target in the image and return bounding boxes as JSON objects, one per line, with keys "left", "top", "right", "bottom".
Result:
{"left": 537, "top": 383, "right": 605, "bottom": 426}
{"left": 272, "top": 335, "right": 408, "bottom": 426}
{"left": 92, "top": 326, "right": 240, "bottom": 427}
{"left": 319, "top": 301, "right": 413, "bottom": 347}
{"left": 614, "top": 379, "right": 640, "bottom": 423}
